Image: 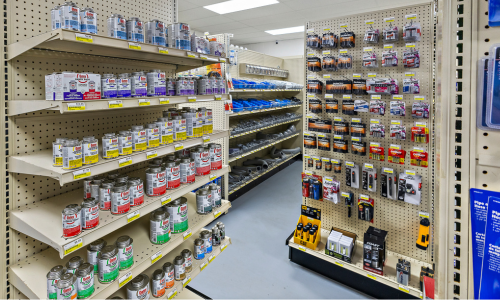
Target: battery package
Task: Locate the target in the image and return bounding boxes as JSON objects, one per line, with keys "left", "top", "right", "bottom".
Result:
{"left": 412, "top": 101, "right": 430, "bottom": 118}
{"left": 301, "top": 172, "right": 323, "bottom": 201}
{"left": 370, "top": 122, "right": 385, "bottom": 138}
{"left": 323, "top": 177, "right": 340, "bottom": 204}
{"left": 307, "top": 57, "right": 322, "bottom": 72}
{"left": 345, "top": 162, "right": 359, "bottom": 188}
{"left": 308, "top": 119, "right": 332, "bottom": 133}
{"left": 342, "top": 100, "right": 357, "bottom": 115}
{"left": 354, "top": 100, "right": 369, "bottom": 112}
{"left": 398, "top": 171, "right": 422, "bottom": 205}
{"left": 333, "top": 137, "right": 348, "bottom": 153}
{"left": 411, "top": 124, "right": 429, "bottom": 143}
{"left": 381, "top": 168, "right": 397, "bottom": 200}
{"left": 334, "top": 120, "right": 349, "bottom": 135}
{"left": 396, "top": 259, "right": 411, "bottom": 286}
{"left": 388, "top": 147, "right": 406, "bottom": 164}
{"left": 326, "top": 79, "right": 352, "bottom": 94}
{"left": 309, "top": 98, "right": 323, "bottom": 113}
{"left": 403, "top": 49, "right": 420, "bottom": 68}
{"left": 363, "top": 227, "right": 388, "bottom": 275}
{"left": 351, "top": 120, "right": 367, "bottom": 137}
{"left": 307, "top": 34, "right": 322, "bottom": 49}
{"left": 390, "top": 123, "right": 406, "bottom": 140}
{"left": 403, "top": 78, "right": 420, "bottom": 94}
{"left": 323, "top": 157, "right": 333, "bottom": 172}
{"left": 369, "top": 100, "right": 386, "bottom": 115}
{"left": 358, "top": 194, "right": 374, "bottom": 223}
{"left": 383, "top": 24, "right": 399, "bottom": 42}
{"left": 403, "top": 22, "right": 421, "bottom": 42}
{"left": 351, "top": 140, "right": 367, "bottom": 156}
{"left": 369, "top": 143, "right": 385, "bottom": 161}
{"left": 304, "top": 132, "right": 317, "bottom": 149}
{"left": 353, "top": 79, "right": 367, "bottom": 95}
{"left": 326, "top": 99, "right": 339, "bottom": 113}
{"left": 322, "top": 32, "right": 338, "bottom": 48}
{"left": 390, "top": 101, "right": 406, "bottom": 116}
{"left": 410, "top": 148, "right": 429, "bottom": 167}
{"left": 322, "top": 56, "right": 338, "bottom": 71}
{"left": 312, "top": 156, "right": 322, "bottom": 170}
{"left": 362, "top": 164, "right": 377, "bottom": 193}
{"left": 307, "top": 79, "right": 323, "bottom": 94}
{"left": 362, "top": 52, "right": 378, "bottom": 68}
{"left": 382, "top": 50, "right": 398, "bottom": 67}
{"left": 340, "top": 31, "right": 356, "bottom": 48}
{"left": 364, "top": 28, "right": 380, "bottom": 44}
{"left": 367, "top": 78, "right": 399, "bottom": 95}
{"left": 338, "top": 54, "right": 353, "bottom": 69}
{"left": 318, "top": 134, "right": 331, "bottom": 151}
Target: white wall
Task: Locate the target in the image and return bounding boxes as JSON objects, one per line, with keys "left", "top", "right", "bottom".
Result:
{"left": 239, "top": 38, "right": 304, "bottom": 58}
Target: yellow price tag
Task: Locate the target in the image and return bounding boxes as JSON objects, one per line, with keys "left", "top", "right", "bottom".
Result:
{"left": 214, "top": 210, "right": 222, "bottom": 218}
{"left": 159, "top": 47, "right": 169, "bottom": 54}
{"left": 353, "top": 73, "right": 362, "bottom": 78}
{"left": 118, "top": 272, "right": 133, "bottom": 288}
{"left": 128, "top": 42, "right": 141, "bottom": 50}
{"left": 371, "top": 95, "right": 381, "bottom": 100}
{"left": 219, "top": 58, "right": 226, "bottom": 62}
{"left": 406, "top": 170, "right": 416, "bottom": 175}
{"left": 187, "top": 52, "right": 196, "bottom": 58}
{"left": 167, "top": 289, "right": 177, "bottom": 300}
{"left": 75, "top": 33, "right": 93, "bottom": 43}
{"left": 174, "top": 143, "right": 183, "bottom": 151}
{"left": 367, "top": 274, "right": 377, "bottom": 280}
{"left": 188, "top": 96, "right": 197, "bottom": 102}
{"left": 346, "top": 162, "right": 354, "bottom": 167}
{"left": 151, "top": 251, "right": 162, "bottom": 264}
{"left": 161, "top": 196, "right": 172, "bottom": 206}
{"left": 384, "top": 44, "right": 394, "bottom": 49}
{"left": 406, "top": 43, "right": 416, "bottom": 48}
{"left": 183, "top": 229, "right": 192, "bottom": 240}
{"left": 146, "top": 150, "right": 158, "bottom": 159}
{"left": 365, "top": 20, "right": 374, "bottom": 25}
{"left": 361, "top": 195, "right": 369, "bottom": 200}
{"left": 127, "top": 210, "right": 140, "bottom": 223}
{"left": 67, "top": 102, "right": 85, "bottom": 111}
{"left": 384, "top": 168, "right": 394, "bottom": 174}
{"left": 63, "top": 238, "right": 83, "bottom": 255}
{"left": 215, "top": 95, "right": 222, "bottom": 101}
{"left": 118, "top": 157, "right": 132, "bottom": 168}
{"left": 393, "top": 95, "right": 403, "bottom": 100}
{"left": 339, "top": 49, "right": 348, "bottom": 54}
{"left": 73, "top": 168, "right": 91, "bottom": 180}
{"left": 139, "top": 99, "right": 150, "bottom": 106}
{"left": 298, "top": 246, "right": 306, "bottom": 252}
{"left": 399, "top": 285, "right": 410, "bottom": 293}
{"left": 200, "top": 55, "right": 208, "bottom": 60}
{"left": 221, "top": 244, "right": 228, "bottom": 252}
{"left": 334, "top": 261, "right": 343, "bottom": 267}
{"left": 340, "top": 23, "right": 348, "bottom": 28}
{"left": 160, "top": 98, "right": 170, "bottom": 104}
{"left": 200, "top": 262, "right": 208, "bottom": 271}
{"left": 368, "top": 73, "right": 377, "bottom": 78}
{"left": 209, "top": 254, "right": 215, "bottom": 263}
{"left": 210, "top": 174, "right": 217, "bottom": 181}
{"left": 108, "top": 100, "right": 123, "bottom": 108}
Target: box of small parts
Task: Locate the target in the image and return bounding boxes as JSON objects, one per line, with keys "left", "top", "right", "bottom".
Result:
{"left": 293, "top": 205, "right": 321, "bottom": 250}
{"left": 325, "top": 227, "right": 357, "bottom": 263}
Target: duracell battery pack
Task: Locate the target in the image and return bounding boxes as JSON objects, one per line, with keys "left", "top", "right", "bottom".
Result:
{"left": 307, "top": 57, "right": 322, "bottom": 72}
{"left": 326, "top": 79, "right": 353, "bottom": 94}
{"left": 318, "top": 135, "right": 331, "bottom": 151}
{"left": 353, "top": 78, "right": 367, "bottom": 95}
{"left": 351, "top": 123, "right": 367, "bottom": 137}
{"left": 326, "top": 99, "right": 339, "bottom": 113}
{"left": 342, "top": 100, "right": 357, "bottom": 115}
{"left": 351, "top": 141, "right": 367, "bottom": 156}
{"left": 308, "top": 119, "right": 333, "bottom": 133}
{"left": 334, "top": 121, "right": 350, "bottom": 135}
{"left": 333, "top": 139, "right": 348, "bottom": 153}
{"left": 340, "top": 31, "right": 356, "bottom": 48}
{"left": 309, "top": 98, "right": 322, "bottom": 113}
{"left": 304, "top": 134, "right": 317, "bottom": 149}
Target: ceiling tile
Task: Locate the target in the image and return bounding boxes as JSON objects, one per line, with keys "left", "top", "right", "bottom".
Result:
{"left": 199, "top": 22, "right": 251, "bottom": 33}
{"left": 227, "top": 27, "right": 262, "bottom": 35}
{"left": 252, "top": 20, "right": 307, "bottom": 31}
{"left": 185, "top": 15, "right": 235, "bottom": 28}
{"left": 178, "top": 1, "right": 199, "bottom": 11}
{"left": 223, "top": 3, "right": 294, "bottom": 21}
{"left": 184, "top": 0, "right": 226, "bottom": 6}
{"left": 178, "top": 7, "right": 220, "bottom": 22}
{"left": 282, "top": 0, "right": 352, "bottom": 11}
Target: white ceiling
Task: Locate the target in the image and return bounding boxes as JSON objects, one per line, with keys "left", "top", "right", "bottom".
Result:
{"left": 179, "top": 0, "right": 431, "bottom": 45}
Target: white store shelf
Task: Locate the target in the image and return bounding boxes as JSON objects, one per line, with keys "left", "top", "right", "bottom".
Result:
{"left": 9, "top": 193, "right": 231, "bottom": 300}
{"left": 7, "top": 29, "right": 227, "bottom": 72}
{"left": 9, "top": 130, "right": 228, "bottom": 185}
{"left": 229, "top": 104, "right": 302, "bottom": 118}
{"left": 228, "top": 132, "right": 301, "bottom": 163}
{"left": 11, "top": 166, "right": 229, "bottom": 259}
{"left": 110, "top": 233, "right": 231, "bottom": 299}
{"left": 8, "top": 94, "right": 229, "bottom": 116}
{"left": 287, "top": 228, "right": 431, "bottom": 298}
{"left": 229, "top": 118, "right": 301, "bottom": 139}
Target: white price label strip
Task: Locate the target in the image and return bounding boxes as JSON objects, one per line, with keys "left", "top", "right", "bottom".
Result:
{"left": 174, "top": 143, "right": 184, "bottom": 151}
{"left": 118, "top": 157, "right": 132, "bottom": 168}
{"left": 67, "top": 102, "right": 85, "bottom": 111}
{"left": 146, "top": 150, "right": 157, "bottom": 159}
{"left": 63, "top": 238, "right": 83, "bottom": 255}
{"left": 108, "top": 100, "right": 123, "bottom": 108}
{"left": 167, "top": 289, "right": 177, "bottom": 300}
{"left": 151, "top": 250, "right": 162, "bottom": 264}
{"left": 119, "top": 271, "right": 132, "bottom": 288}
{"left": 161, "top": 196, "right": 172, "bottom": 206}
{"left": 183, "top": 276, "right": 192, "bottom": 287}
{"left": 127, "top": 210, "right": 140, "bottom": 223}
{"left": 200, "top": 261, "right": 208, "bottom": 271}
{"left": 203, "top": 135, "right": 210, "bottom": 143}
{"left": 208, "top": 254, "right": 215, "bottom": 263}
{"left": 183, "top": 229, "right": 193, "bottom": 240}
{"left": 139, "top": 99, "right": 150, "bottom": 106}
{"left": 75, "top": 33, "right": 93, "bottom": 43}
{"left": 73, "top": 168, "right": 91, "bottom": 180}
{"left": 128, "top": 42, "right": 141, "bottom": 50}
{"left": 159, "top": 47, "right": 169, "bottom": 54}
{"left": 221, "top": 244, "right": 228, "bottom": 252}
{"left": 399, "top": 285, "right": 410, "bottom": 293}
{"left": 160, "top": 98, "right": 169, "bottom": 104}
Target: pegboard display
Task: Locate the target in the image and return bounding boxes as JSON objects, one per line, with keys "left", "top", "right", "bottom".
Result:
{"left": 302, "top": 3, "right": 435, "bottom": 265}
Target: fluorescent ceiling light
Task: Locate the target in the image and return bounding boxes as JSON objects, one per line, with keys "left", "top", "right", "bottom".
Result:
{"left": 204, "top": 0, "right": 279, "bottom": 14}
{"left": 266, "top": 26, "right": 304, "bottom": 35}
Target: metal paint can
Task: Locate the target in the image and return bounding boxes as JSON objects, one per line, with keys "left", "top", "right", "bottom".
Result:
{"left": 200, "top": 230, "right": 212, "bottom": 254}
{"left": 191, "top": 147, "right": 210, "bottom": 176}
{"left": 195, "top": 188, "right": 212, "bottom": 214}
{"left": 99, "top": 180, "right": 115, "bottom": 210}
{"left": 181, "top": 249, "right": 193, "bottom": 273}
{"left": 131, "top": 125, "right": 147, "bottom": 152}
{"left": 172, "top": 115, "right": 187, "bottom": 141}
{"left": 75, "top": 263, "right": 94, "bottom": 299}
{"left": 51, "top": 5, "right": 62, "bottom": 30}
{"left": 118, "top": 130, "right": 133, "bottom": 155}
{"left": 151, "top": 269, "right": 166, "bottom": 298}
{"left": 208, "top": 183, "right": 221, "bottom": 208}
{"left": 167, "top": 78, "right": 176, "bottom": 96}
{"left": 147, "top": 69, "right": 166, "bottom": 96}
{"left": 146, "top": 19, "right": 166, "bottom": 46}
{"left": 62, "top": 139, "right": 82, "bottom": 170}
{"left": 89, "top": 176, "right": 105, "bottom": 200}
{"left": 111, "top": 182, "right": 130, "bottom": 215}
{"left": 146, "top": 166, "right": 167, "bottom": 196}
{"left": 83, "top": 176, "right": 94, "bottom": 198}
{"left": 181, "top": 109, "right": 195, "bottom": 138}
{"left": 87, "top": 239, "right": 107, "bottom": 274}
{"left": 212, "top": 226, "right": 220, "bottom": 246}
{"left": 116, "top": 235, "right": 134, "bottom": 271}
{"left": 126, "top": 274, "right": 150, "bottom": 299}
{"left": 154, "top": 118, "right": 170, "bottom": 145}
{"left": 115, "top": 174, "right": 129, "bottom": 184}
{"left": 82, "top": 136, "right": 98, "bottom": 165}
{"left": 165, "top": 161, "right": 181, "bottom": 190}
{"left": 126, "top": 17, "right": 144, "bottom": 43}
{"left": 197, "top": 108, "right": 206, "bottom": 134}
{"left": 81, "top": 197, "right": 99, "bottom": 230}
{"left": 53, "top": 137, "right": 67, "bottom": 167}
{"left": 180, "top": 158, "right": 195, "bottom": 184}
{"left": 206, "top": 109, "right": 213, "bottom": 134}
{"left": 107, "top": 14, "right": 127, "bottom": 40}
{"left": 193, "top": 238, "right": 205, "bottom": 260}
{"left": 101, "top": 74, "right": 118, "bottom": 99}
{"left": 60, "top": 1, "right": 80, "bottom": 31}
{"left": 128, "top": 177, "right": 144, "bottom": 207}
{"left": 79, "top": 7, "right": 97, "bottom": 34}
{"left": 146, "top": 123, "right": 160, "bottom": 148}
{"left": 150, "top": 210, "right": 170, "bottom": 244}
{"left": 47, "top": 265, "right": 65, "bottom": 299}
{"left": 173, "top": 256, "right": 185, "bottom": 281}
{"left": 131, "top": 71, "right": 147, "bottom": 97}
{"left": 62, "top": 204, "right": 82, "bottom": 238}
{"left": 165, "top": 197, "right": 188, "bottom": 233}
{"left": 107, "top": 171, "right": 120, "bottom": 180}
{"left": 97, "top": 245, "right": 119, "bottom": 284}
{"left": 102, "top": 133, "right": 119, "bottom": 159}
{"left": 117, "top": 73, "right": 131, "bottom": 98}
{"left": 55, "top": 272, "right": 77, "bottom": 300}
{"left": 65, "top": 256, "right": 83, "bottom": 275}
{"left": 162, "top": 263, "right": 174, "bottom": 289}
{"left": 209, "top": 143, "right": 222, "bottom": 170}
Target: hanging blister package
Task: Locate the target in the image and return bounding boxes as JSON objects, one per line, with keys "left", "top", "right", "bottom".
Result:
{"left": 477, "top": 57, "right": 491, "bottom": 130}
{"left": 412, "top": 102, "right": 430, "bottom": 118}
{"left": 388, "top": 146, "right": 406, "bottom": 164}
{"left": 410, "top": 148, "right": 429, "bottom": 167}
{"left": 367, "top": 78, "right": 399, "bottom": 95}
{"left": 342, "top": 100, "right": 357, "bottom": 115}
{"left": 340, "top": 31, "right": 356, "bottom": 48}
{"left": 318, "top": 134, "right": 331, "bottom": 151}
{"left": 382, "top": 50, "right": 398, "bottom": 67}
{"left": 326, "top": 79, "right": 352, "bottom": 94}
{"left": 307, "top": 34, "right": 322, "bottom": 49}
{"left": 307, "top": 80, "right": 323, "bottom": 94}
{"left": 354, "top": 100, "right": 369, "bottom": 112}
{"left": 307, "top": 57, "right": 322, "bottom": 72}
{"left": 403, "top": 78, "right": 420, "bottom": 94}
{"left": 309, "top": 98, "right": 323, "bottom": 114}
{"left": 353, "top": 79, "right": 367, "bottom": 95}
{"left": 338, "top": 54, "right": 353, "bottom": 69}
{"left": 322, "top": 32, "right": 338, "bottom": 48}
{"left": 362, "top": 52, "right": 378, "bottom": 68}
{"left": 397, "top": 171, "right": 422, "bottom": 205}
{"left": 323, "top": 177, "right": 340, "bottom": 204}
{"left": 351, "top": 121, "right": 367, "bottom": 137}
{"left": 334, "top": 121, "right": 349, "bottom": 135}
{"left": 403, "top": 22, "right": 421, "bottom": 42}
{"left": 362, "top": 164, "right": 377, "bottom": 193}
{"left": 390, "top": 123, "right": 406, "bottom": 140}
{"left": 358, "top": 195, "right": 374, "bottom": 223}
{"left": 333, "top": 137, "right": 348, "bottom": 154}
{"left": 383, "top": 25, "right": 399, "bottom": 42}
{"left": 486, "top": 44, "right": 500, "bottom": 129}
{"left": 322, "top": 56, "right": 338, "bottom": 71}
{"left": 308, "top": 118, "right": 332, "bottom": 133}
{"left": 364, "top": 28, "right": 379, "bottom": 44}
{"left": 332, "top": 159, "right": 342, "bottom": 173}
{"left": 369, "top": 100, "right": 386, "bottom": 115}
{"left": 369, "top": 143, "right": 385, "bottom": 161}
{"left": 381, "top": 168, "right": 397, "bottom": 200}
{"left": 304, "top": 132, "right": 317, "bottom": 149}
{"left": 351, "top": 140, "right": 367, "bottom": 156}
{"left": 326, "top": 99, "right": 339, "bottom": 113}
{"left": 370, "top": 122, "right": 385, "bottom": 138}
{"left": 411, "top": 123, "right": 429, "bottom": 143}
{"left": 403, "top": 49, "right": 420, "bottom": 68}
{"left": 390, "top": 101, "right": 406, "bottom": 116}
{"left": 345, "top": 162, "right": 359, "bottom": 188}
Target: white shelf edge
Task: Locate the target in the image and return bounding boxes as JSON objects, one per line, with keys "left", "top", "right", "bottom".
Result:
{"left": 229, "top": 132, "right": 301, "bottom": 163}
{"left": 229, "top": 104, "right": 302, "bottom": 117}
{"left": 229, "top": 118, "right": 301, "bottom": 139}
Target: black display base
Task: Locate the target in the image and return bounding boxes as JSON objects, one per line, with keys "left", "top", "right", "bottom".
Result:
{"left": 285, "top": 232, "right": 418, "bottom": 299}
{"left": 185, "top": 286, "right": 212, "bottom": 300}
{"left": 228, "top": 156, "right": 301, "bottom": 201}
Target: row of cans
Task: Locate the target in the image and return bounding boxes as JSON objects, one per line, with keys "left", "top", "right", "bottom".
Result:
{"left": 51, "top": 2, "right": 97, "bottom": 34}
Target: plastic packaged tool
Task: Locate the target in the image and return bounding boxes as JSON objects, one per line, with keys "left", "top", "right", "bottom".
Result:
{"left": 354, "top": 100, "right": 369, "bottom": 112}
{"left": 398, "top": 171, "right": 422, "bottom": 205}
{"left": 381, "top": 168, "right": 397, "bottom": 200}
{"left": 358, "top": 195, "right": 373, "bottom": 222}
{"left": 486, "top": 45, "right": 500, "bottom": 129}
{"left": 403, "top": 22, "right": 421, "bottom": 42}
{"left": 411, "top": 102, "right": 430, "bottom": 118}
{"left": 338, "top": 54, "right": 353, "bottom": 69}
{"left": 322, "top": 32, "right": 338, "bottom": 48}
{"left": 362, "top": 164, "right": 377, "bottom": 192}
{"left": 403, "top": 78, "right": 420, "bottom": 94}
{"left": 362, "top": 52, "right": 378, "bottom": 68}
{"left": 370, "top": 122, "right": 385, "bottom": 138}
{"left": 322, "top": 56, "right": 338, "bottom": 71}
{"left": 340, "top": 31, "right": 356, "bottom": 48}
{"left": 301, "top": 173, "right": 323, "bottom": 200}
{"left": 364, "top": 27, "right": 379, "bottom": 44}
{"left": 403, "top": 49, "right": 420, "bottom": 68}
{"left": 323, "top": 177, "right": 340, "bottom": 204}
{"left": 369, "top": 143, "right": 385, "bottom": 161}
{"left": 345, "top": 162, "right": 359, "bottom": 188}
{"left": 390, "top": 101, "right": 406, "bottom": 116}
{"left": 353, "top": 79, "right": 367, "bottom": 95}
{"left": 369, "top": 100, "right": 386, "bottom": 115}
{"left": 383, "top": 24, "right": 399, "bottom": 42}
{"left": 307, "top": 34, "right": 322, "bottom": 49}
{"left": 307, "top": 57, "right": 322, "bottom": 72}
{"left": 343, "top": 191, "right": 354, "bottom": 218}
{"left": 477, "top": 57, "right": 491, "bottom": 130}
{"left": 382, "top": 50, "right": 398, "bottom": 67}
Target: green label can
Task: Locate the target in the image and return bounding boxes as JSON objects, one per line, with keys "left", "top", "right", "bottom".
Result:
{"left": 150, "top": 210, "right": 171, "bottom": 244}
{"left": 76, "top": 263, "right": 94, "bottom": 299}
{"left": 97, "top": 245, "right": 119, "bottom": 284}
{"left": 116, "top": 236, "right": 134, "bottom": 271}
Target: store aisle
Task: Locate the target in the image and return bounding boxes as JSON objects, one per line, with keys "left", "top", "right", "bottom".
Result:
{"left": 189, "top": 161, "right": 369, "bottom": 299}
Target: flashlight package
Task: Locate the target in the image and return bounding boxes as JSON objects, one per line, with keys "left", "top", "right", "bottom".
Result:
{"left": 308, "top": 118, "right": 333, "bottom": 133}
{"left": 403, "top": 49, "right": 420, "bottom": 68}
{"left": 390, "top": 101, "right": 406, "bottom": 116}
{"left": 362, "top": 164, "right": 377, "bottom": 192}
{"left": 358, "top": 195, "right": 374, "bottom": 223}
{"left": 342, "top": 100, "right": 357, "bottom": 115}
{"left": 411, "top": 102, "right": 430, "bottom": 118}
{"left": 351, "top": 140, "right": 367, "bottom": 156}
{"left": 338, "top": 54, "right": 353, "bottom": 69}
{"left": 382, "top": 50, "right": 398, "bottom": 67}
{"left": 322, "top": 32, "right": 338, "bottom": 48}
{"left": 362, "top": 52, "right": 378, "bottom": 68}
{"left": 334, "top": 120, "right": 349, "bottom": 135}
{"left": 323, "top": 177, "right": 341, "bottom": 204}
{"left": 398, "top": 171, "right": 422, "bottom": 205}
{"left": 416, "top": 217, "right": 430, "bottom": 251}
{"left": 410, "top": 148, "right": 429, "bottom": 167}
{"left": 323, "top": 157, "right": 332, "bottom": 172}
{"left": 333, "top": 137, "right": 348, "bottom": 153}
{"left": 403, "top": 78, "right": 421, "bottom": 94}
{"left": 302, "top": 172, "right": 323, "bottom": 201}
{"left": 363, "top": 227, "right": 388, "bottom": 276}
{"left": 326, "top": 79, "right": 352, "bottom": 94}
{"left": 367, "top": 78, "right": 399, "bottom": 95}
{"left": 354, "top": 100, "right": 369, "bottom": 112}
{"left": 345, "top": 162, "right": 359, "bottom": 188}
{"left": 370, "top": 122, "right": 385, "bottom": 138}
{"left": 364, "top": 28, "right": 380, "bottom": 44}
{"left": 307, "top": 57, "right": 322, "bottom": 72}
{"left": 313, "top": 156, "right": 322, "bottom": 170}
{"left": 307, "top": 79, "right": 323, "bottom": 94}
{"left": 369, "top": 100, "right": 386, "bottom": 115}
{"left": 381, "top": 168, "right": 397, "bottom": 200}
{"left": 307, "top": 34, "right": 322, "bottom": 49}
{"left": 332, "top": 158, "right": 342, "bottom": 173}
{"left": 411, "top": 124, "right": 429, "bottom": 143}
{"left": 351, "top": 120, "right": 367, "bottom": 137}
{"left": 322, "top": 56, "right": 338, "bottom": 71}
{"left": 340, "top": 31, "right": 356, "bottom": 48}
{"left": 304, "top": 132, "right": 317, "bottom": 149}
{"left": 318, "top": 134, "right": 331, "bottom": 151}
{"left": 388, "top": 147, "right": 406, "bottom": 165}
{"left": 353, "top": 79, "right": 367, "bottom": 95}
{"left": 326, "top": 99, "right": 339, "bottom": 113}
{"left": 403, "top": 22, "right": 421, "bottom": 42}
{"left": 342, "top": 191, "right": 355, "bottom": 218}
{"left": 383, "top": 25, "right": 399, "bottom": 42}
{"left": 309, "top": 98, "right": 323, "bottom": 113}
{"left": 369, "top": 143, "right": 385, "bottom": 161}
{"left": 390, "top": 123, "right": 406, "bottom": 140}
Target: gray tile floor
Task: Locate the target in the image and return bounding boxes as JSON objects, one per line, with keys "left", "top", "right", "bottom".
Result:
{"left": 189, "top": 161, "right": 369, "bottom": 299}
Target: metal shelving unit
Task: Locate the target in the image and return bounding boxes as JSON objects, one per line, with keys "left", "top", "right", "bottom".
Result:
{"left": 230, "top": 118, "right": 301, "bottom": 139}
{"left": 230, "top": 104, "right": 302, "bottom": 117}
{"left": 9, "top": 193, "right": 231, "bottom": 300}
{"left": 228, "top": 132, "right": 301, "bottom": 163}
{"left": 230, "top": 89, "right": 302, "bottom": 93}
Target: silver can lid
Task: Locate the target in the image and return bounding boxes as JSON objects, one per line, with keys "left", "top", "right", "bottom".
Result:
{"left": 181, "top": 249, "right": 192, "bottom": 258}
{"left": 112, "top": 182, "right": 128, "bottom": 192}
{"left": 66, "top": 256, "right": 83, "bottom": 269}
{"left": 62, "top": 204, "right": 80, "bottom": 215}
{"left": 82, "top": 136, "right": 96, "bottom": 142}
{"left": 208, "top": 183, "right": 219, "bottom": 191}
{"left": 131, "top": 125, "right": 144, "bottom": 131}
{"left": 46, "top": 265, "right": 65, "bottom": 280}
{"left": 98, "top": 245, "right": 118, "bottom": 259}
{"left": 55, "top": 273, "right": 76, "bottom": 289}
{"left": 75, "top": 263, "right": 93, "bottom": 277}
{"left": 128, "top": 274, "right": 149, "bottom": 290}
{"left": 101, "top": 180, "right": 115, "bottom": 188}
{"left": 107, "top": 171, "right": 120, "bottom": 180}
{"left": 194, "top": 238, "right": 204, "bottom": 246}
{"left": 87, "top": 239, "right": 107, "bottom": 252}
{"left": 81, "top": 197, "right": 97, "bottom": 208}
{"left": 115, "top": 174, "right": 129, "bottom": 183}
{"left": 110, "top": 13, "right": 123, "bottom": 18}
{"left": 196, "top": 188, "right": 209, "bottom": 196}
{"left": 173, "top": 256, "right": 184, "bottom": 265}
{"left": 152, "top": 269, "right": 164, "bottom": 280}
{"left": 200, "top": 230, "right": 210, "bottom": 238}
{"left": 180, "top": 158, "right": 193, "bottom": 164}
{"left": 146, "top": 123, "right": 157, "bottom": 129}
{"left": 162, "top": 262, "right": 174, "bottom": 273}
{"left": 148, "top": 166, "right": 163, "bottom": 174}
{"left": 104, "top": 133, "right": 116, "bottom": 138}
{"left": 55, "top": 138, "right": 67, "bottom": 143}
{"left": 116, "top": 235, "right": 133, "bottom": 248}
{"left": 150, "top": 210, "right": 168, "bottom": 221}
{"left": 157, "top": 117, "right": 168, "bottom": 122}
{"left": 128, "top": 177, "right": 142, "bottom": 186}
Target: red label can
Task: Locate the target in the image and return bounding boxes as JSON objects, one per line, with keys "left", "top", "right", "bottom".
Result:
{"left": 165, "top": 162, "right": 181, "bottom": 189}
{"left": 62, "top": 204, "right": 82, "bottom": 238}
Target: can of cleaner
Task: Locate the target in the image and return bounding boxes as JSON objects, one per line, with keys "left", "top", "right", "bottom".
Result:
{"left": 131, "top": 71, "right": 147, "bottom": 97}
{"left": 107, "top": 14, "right": 127, "bottom": 40}
{"left": 99, "top": 180, "right": 115, "bottom": 210}
{"left": 47, "top": 265, "right": 65, "bottom": 299}
{"left": 180, "top": 158, "right": 195, "bottom": 184}
{"left": 209, "top": 143, "right": 222, "bottom": 170}
{"left": 118, "top": 130, "right": 133, "bottom": 155}
{"left": 193, "top": 239, "right": 205, "bottom": 260}
{"left": 212, "top": 226, "right": 220, "bottom": 246}
{"left": 128, "top": 177, "right": 144, "bottom": 207}
{"left": 115, "top": 174, "right": 128, "bottom": 184}
{"left": 150, "top": 210, "right": 170, "bottom": 244}
{"left": 200, "top": 230, "right": 212, "bottom": 254}
{"left": 126, "top": 274, "right": 150, "bottom": 299}
{"left": 79, "top": 7, "right": 97, "bottom": 34}
{"left": 55, "top": 272, "right": 77, "bottom": 300}
{"left": 107, "top": 171, "right": 120, "bottom": 180}
{"left": 206, "top": 109, "right": 213, "bottom": 134}
{"left": 151, "top": 269, "right": 166, "bottom": 297}
{"left": 127, "top": 17, "right": 144, "bottom": 43}
{"left": 191, "top": 147, "right": 211, "bottom": 176}
{"left": 101, "top": 74, "right": 118, "bottom": 99}
{"left": 97, "top": 245, "right": 119, "bottom": 284}
{"left": 62, "top": 204, "right": 82, "bottom": 238}
{"left": 116, "top": 235, "right": 134, "bottom": 271}
{"left": 131, "top": 125, "right": 147, "bottom": 152}
{"left": 111, "top": 182, "right": 130, "bottom": 215}
{"left": 102, "top": 133, "right": 119, "bottom": 159}
{"left": 87, "top": 239, "right": 107, "bottom": 274}
{"left": 146, "top": 19, "right": 166, "bottom": 46}
{"left": 165, "top": 197, "right": 188, "bottom": 233}
{"left": 51, "top": 6, "right": 62, "bottom": 30}
{"left": 172, "top": 115, "right": 187, "bottom": 141}
{"left": 181, "top": 249, "right": 193, "bottom": 273}
{"left": 162, "top": 263, "right": 175, "bottom": 289}
{"left": 81, "top": 197, "right": 99, "bottom": 230}
{"left": 75, "top": 263, "right": 94, "bottom": 299}
{"left": 89, "top": 176, "right": 105, "bottom": 200}
{"left": 181, "top": 109, "right": 196, "bottom": 138}
{"left": 83, "top": 176, "right": 94, "bottom": 199}
{"left": 66, "top": 256, "right": 83, "bottom": 274}
{"left": 208, "top": 183, "right": 221, "bottom": 208}
{"left": 155, "top": 117, "right": 173, "bottom": 145}
{"left": 173, "top": 256, "right": 185, "bottom": 281}
{"left": 147, "top": 69, "right": 166, "bottom": 96}
{"left": 53, "top": 138, "right": 67, "bottom": 167}
{"left": 196, "top": 188, "right": 212, "bottom": 214}
{"left": 167, "top": 78, "right": 176, "bottom": 96}
{"left": 60, "top": 1, "right": 80, "bottom": 31}
{"left": 146, "top": 123, "right": 160, "bottom": 148}
{"left": 62, "top": 139, "right": 82, "bottom": 170}
{"left": 117, "top": 73, "right": 131, "bottom": 98}
{"left": 165, "top": 161, "right": 181, "bottom": 190}
{"left": 146, "top": 166, "right": 167, "bottom": 196}
{"left": 82, "top": 136, "right": 99, "bottom": 165}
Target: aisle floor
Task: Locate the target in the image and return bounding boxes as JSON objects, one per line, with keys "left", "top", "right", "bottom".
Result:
{"left": 189, "top": 161, "right": 370, "bottom": 299}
